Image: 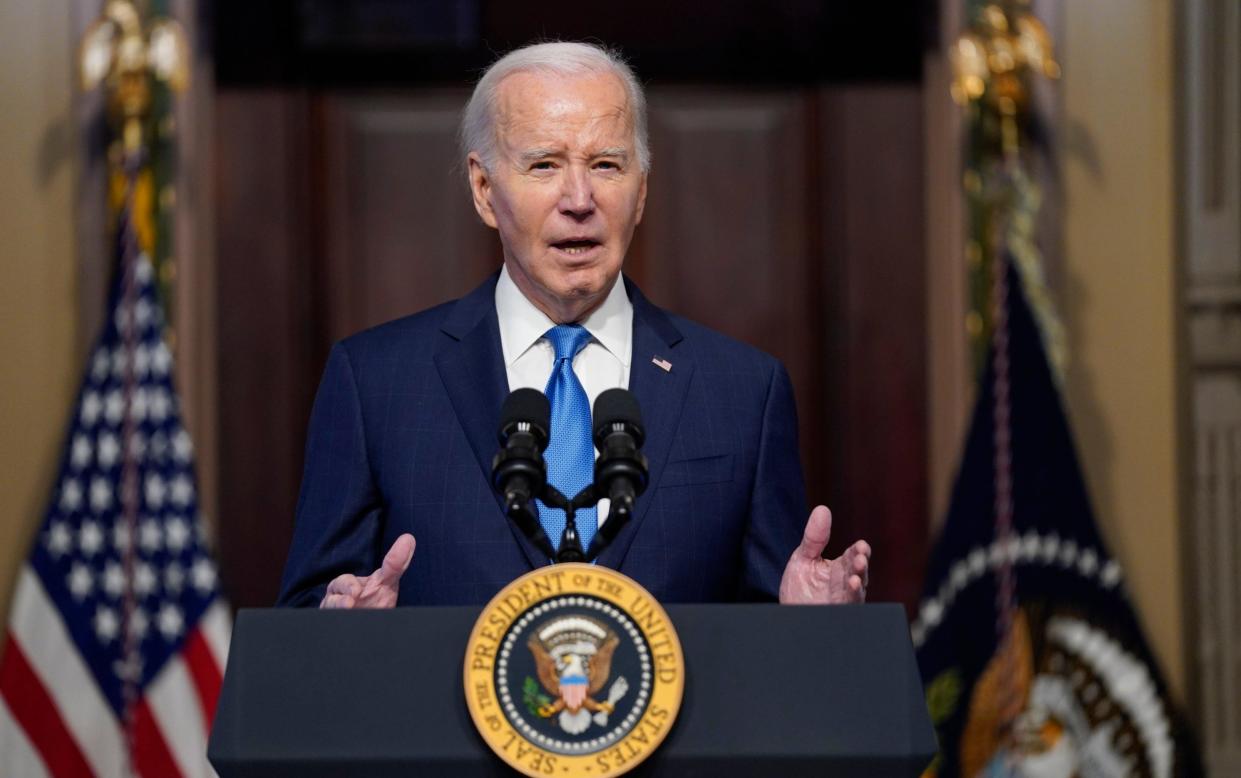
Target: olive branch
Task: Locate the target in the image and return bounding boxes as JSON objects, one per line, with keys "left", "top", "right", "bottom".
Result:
{"left": 523, "top": 676, "right": 552, "bottom": 717}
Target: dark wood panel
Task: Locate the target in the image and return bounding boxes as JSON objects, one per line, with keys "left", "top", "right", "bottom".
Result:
{"left": 320, "top": 92, "right": 501, "bottom": 340}
{"left": 634, "top": 91, "right": 824, "bottom": 499}
{"left": 214, "top": 91, "right": 317, "bottom": 608}
{"left": 819, "top": 87, "right": 927, "bottom": 610}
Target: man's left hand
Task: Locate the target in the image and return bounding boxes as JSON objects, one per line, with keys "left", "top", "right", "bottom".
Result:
{"left": 779, "top": 505, "right": 871, "bottom": 604}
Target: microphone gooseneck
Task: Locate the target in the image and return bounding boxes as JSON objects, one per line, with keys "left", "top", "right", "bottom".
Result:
{"left": 586, "top": 388, "right": 649, "bottom": 561}
{"left": 491, "top": 387, "right": 650, "bottom": 564}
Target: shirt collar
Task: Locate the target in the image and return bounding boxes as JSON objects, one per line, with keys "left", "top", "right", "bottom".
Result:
{"left": 495, "top": 263, "right": 633, "bottom": 368}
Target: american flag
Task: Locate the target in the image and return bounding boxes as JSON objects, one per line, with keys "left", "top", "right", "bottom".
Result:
{"left": 0, "top": 245, "right": 230, "bottom": 776}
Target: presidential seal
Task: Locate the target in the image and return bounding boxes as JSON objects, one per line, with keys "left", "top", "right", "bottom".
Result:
{"left": 464, "top": 563, "right": 683, "bottom": 778}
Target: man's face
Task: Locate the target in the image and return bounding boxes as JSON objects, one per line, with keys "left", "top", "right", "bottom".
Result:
{"left": 468, "top": 70, "right": 648, "bottom": 322}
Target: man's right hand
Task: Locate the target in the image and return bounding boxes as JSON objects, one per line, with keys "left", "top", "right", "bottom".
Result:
{"left": 319, "top": 533, "right": 415, "bottom": 609}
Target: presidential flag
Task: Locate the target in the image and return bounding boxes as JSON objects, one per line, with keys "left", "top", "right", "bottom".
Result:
{"left": 0, "top": 244, "right": 229, "bottom": 777}
{"left": 913, "top": 260, "right": 1201, "bottom": 777}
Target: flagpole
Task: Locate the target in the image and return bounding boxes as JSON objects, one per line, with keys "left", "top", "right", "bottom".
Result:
{"left": 78, "top": 3, "right": 189, "bottom": 774}
{"left": 950, "top": 1, "right": 1062, "bottom": 765}
{"left": 117, "top": 143, "right": 143, "bottom": 778}
{"left": 988, "top": 134, "right": 1020, "bottom": 761}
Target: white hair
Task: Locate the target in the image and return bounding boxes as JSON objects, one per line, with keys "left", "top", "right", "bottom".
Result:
{"left": 460, "top": 41, "right": 651, "bottom": 175}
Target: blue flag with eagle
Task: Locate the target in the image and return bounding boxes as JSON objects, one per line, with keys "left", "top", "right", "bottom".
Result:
{"left": 912, "top": 261, "right": 1202, "bottom": 777}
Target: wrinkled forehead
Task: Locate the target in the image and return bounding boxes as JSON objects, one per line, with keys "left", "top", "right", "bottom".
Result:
{"left": 492, "top": 70, "right": 635, "bottom": 150}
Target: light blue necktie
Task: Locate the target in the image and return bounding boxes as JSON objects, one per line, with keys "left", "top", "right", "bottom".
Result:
{"left": 538, "top": 324, "right": 597, "bottom": 553}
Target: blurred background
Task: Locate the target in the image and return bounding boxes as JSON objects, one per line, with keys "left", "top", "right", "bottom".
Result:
{"left": 1, "top": 0, "right": 1236, "bottom": 774}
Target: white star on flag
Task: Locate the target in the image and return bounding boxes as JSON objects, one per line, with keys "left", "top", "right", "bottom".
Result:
{"left": 149, "top": 387, "right": 171, "bottom": 421}
{"left": 46, "top": 521, "right": 73, "bottom": 557}
{"left": 68, "top": 563, "right": 94, "bottom": 600}
{"left": 191, "top": 557, "right": 217, "bottom": 594}
{"left": 172, "top": 428, "right": 192, "bottom": 462}
{"left": 98, "top": 431, "right": 120, "bottom": 468}
{"left": 165, "top": 515, "right": 190, "bottom": 552}
{"left": 145, "top": 472, "right": 166, "bottom": 509}
{"left": 94, "top": 605, "right": 119, "bottom": 642}
{"left": 170, "top": 474, "right": 194, "bottom": 507}
{"left": 104, "top": 389, "right": 124, "bottom": 425}
{"left": 80, "top": 391, "right": 102, "bottom": 427}
{"left": 103, "top": 561, "right": 125, "bottom": 599}
{"left": 79, "top": 520, "right": 104, "bottom": 556}
{"left": 71, "top": 434, "right": 93, "bottom": 470}
{"left": 157, "top": 603, "right": 184, "bottom": 640}
{"left": 91, "top": 351, "right": 110, "bottom": 382}
{"left": 134, "top": 297, "right": 153, "bottom": 328}
{"left": 89, "top": 476, "right": 112, "bottom": 513}
{"left": 150, "top": 341, "right": 171, "bottom": 376}
{"left": 110, "top": 348, "right": 129, "bottom": 379}
{"left": 165, "top": 562, "right": 185, "bottom": 594}
{"left": 134, "top": 561, "right": 158, "bottom": 597}
{"left": 59, "top": 478, "right": 83, "bottom": 512}
{"left": 139, "top": 517, "right": 162, "bottom": 552}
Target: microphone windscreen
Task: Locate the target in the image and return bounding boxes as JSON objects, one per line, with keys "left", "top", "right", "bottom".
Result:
{"left": 593, "top": 388, "right": 644, "bottom": 444}
{"left": 498, "top": 388, "right": 550, "bottom": 442}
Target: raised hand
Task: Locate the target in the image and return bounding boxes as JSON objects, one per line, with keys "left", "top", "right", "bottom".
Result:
{"left": 319, "top": 533, "right": 416, "bottom": 609}
{"left": 778, "top": 505, "right": 871, "bottom": 605}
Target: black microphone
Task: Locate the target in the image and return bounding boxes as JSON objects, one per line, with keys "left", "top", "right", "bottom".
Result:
{"left": 586, "top": 388, "right": 648, "bottom": 560}
{"left": 492, "top": 389, "right": 555, "bottom": 558}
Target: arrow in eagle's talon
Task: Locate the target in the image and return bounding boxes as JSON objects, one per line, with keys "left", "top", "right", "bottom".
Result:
{"left": 607, "top": 676, "right": 629, "bottom": 705}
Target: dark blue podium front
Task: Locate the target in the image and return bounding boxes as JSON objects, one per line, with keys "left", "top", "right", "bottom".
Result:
{"left": 208, "top": 603, "right": 935, "bottom": 777}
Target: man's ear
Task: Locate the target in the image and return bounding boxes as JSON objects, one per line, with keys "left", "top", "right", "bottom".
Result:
{"left": 468, "top": 153, "right": 499, "bottom": 229}
{"left": 634, "top": 171, "right": 649, "bottom": 226}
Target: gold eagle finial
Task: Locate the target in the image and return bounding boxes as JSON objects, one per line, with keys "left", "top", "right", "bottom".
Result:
{"left": 78, "top": 0, "right": 188, "bottom": 154}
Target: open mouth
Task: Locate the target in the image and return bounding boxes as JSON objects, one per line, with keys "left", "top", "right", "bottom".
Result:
{"left": 551, "top": 239, "right": 602, "bottom": 256}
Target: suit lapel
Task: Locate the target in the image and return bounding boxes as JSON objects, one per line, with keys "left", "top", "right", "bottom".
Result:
{"left": 596, "top": 279, "right": 693, "bottom": 571}
{"left": 432, "top": 274, "right": 691, "bottom": 572}
{"left": 433, "top": 274, "right": 545, "bottom": 570}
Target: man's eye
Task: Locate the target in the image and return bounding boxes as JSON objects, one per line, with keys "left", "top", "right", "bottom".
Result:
{"left": 595, "top": 161, "right": 619, "bottom": 170}
{"left": 531, "top": 161, "right": 554, "bottom": 170}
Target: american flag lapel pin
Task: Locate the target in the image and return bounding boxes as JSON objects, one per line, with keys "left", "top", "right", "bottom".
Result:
{"left": 651, "top": 356, "right": 672, "bottom": 372}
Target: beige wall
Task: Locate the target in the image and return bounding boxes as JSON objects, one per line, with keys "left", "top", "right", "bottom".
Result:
{"left": 0, "top": 0, "right": 79, "bottom": 636}
{"left": 1061, "top": 0, "right": 1185, "bottom": 697}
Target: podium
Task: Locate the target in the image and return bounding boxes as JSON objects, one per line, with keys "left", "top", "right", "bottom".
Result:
{"left": 208, "top": 603, "right": 936, "bottom": 776}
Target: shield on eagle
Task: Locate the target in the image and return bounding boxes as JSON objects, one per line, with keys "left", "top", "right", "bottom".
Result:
{"left": 527, "top": 615, "right": 630, "bottom": 734}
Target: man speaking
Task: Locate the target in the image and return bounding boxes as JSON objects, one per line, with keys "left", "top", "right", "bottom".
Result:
{"left": 276, "top": 41, "right": 870, "bottom": 609}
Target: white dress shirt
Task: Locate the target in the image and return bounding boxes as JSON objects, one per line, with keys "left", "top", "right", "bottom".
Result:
{"left": 494, "top": 263, "right": 633, "bottom": 525}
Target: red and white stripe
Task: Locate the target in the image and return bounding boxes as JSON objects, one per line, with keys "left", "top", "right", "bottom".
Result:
{"left": 144, "top": 601, "right": 228, "bottom": 778}
{"left": 0, "top": 566, "right": 229, "bottom": 777}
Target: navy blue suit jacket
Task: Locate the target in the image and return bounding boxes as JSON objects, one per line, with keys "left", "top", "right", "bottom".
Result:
{"left": 277, "top": 274, "right": 806, "bottom": 606}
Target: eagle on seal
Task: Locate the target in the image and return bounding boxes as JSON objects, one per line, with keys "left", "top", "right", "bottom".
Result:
{"left": 528, "top": 615, "right": 629, "bottom": 734}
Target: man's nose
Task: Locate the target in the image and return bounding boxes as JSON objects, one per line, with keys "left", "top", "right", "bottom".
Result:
{"left": 558, "top": 166, "right": 595, "bottom": 217}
